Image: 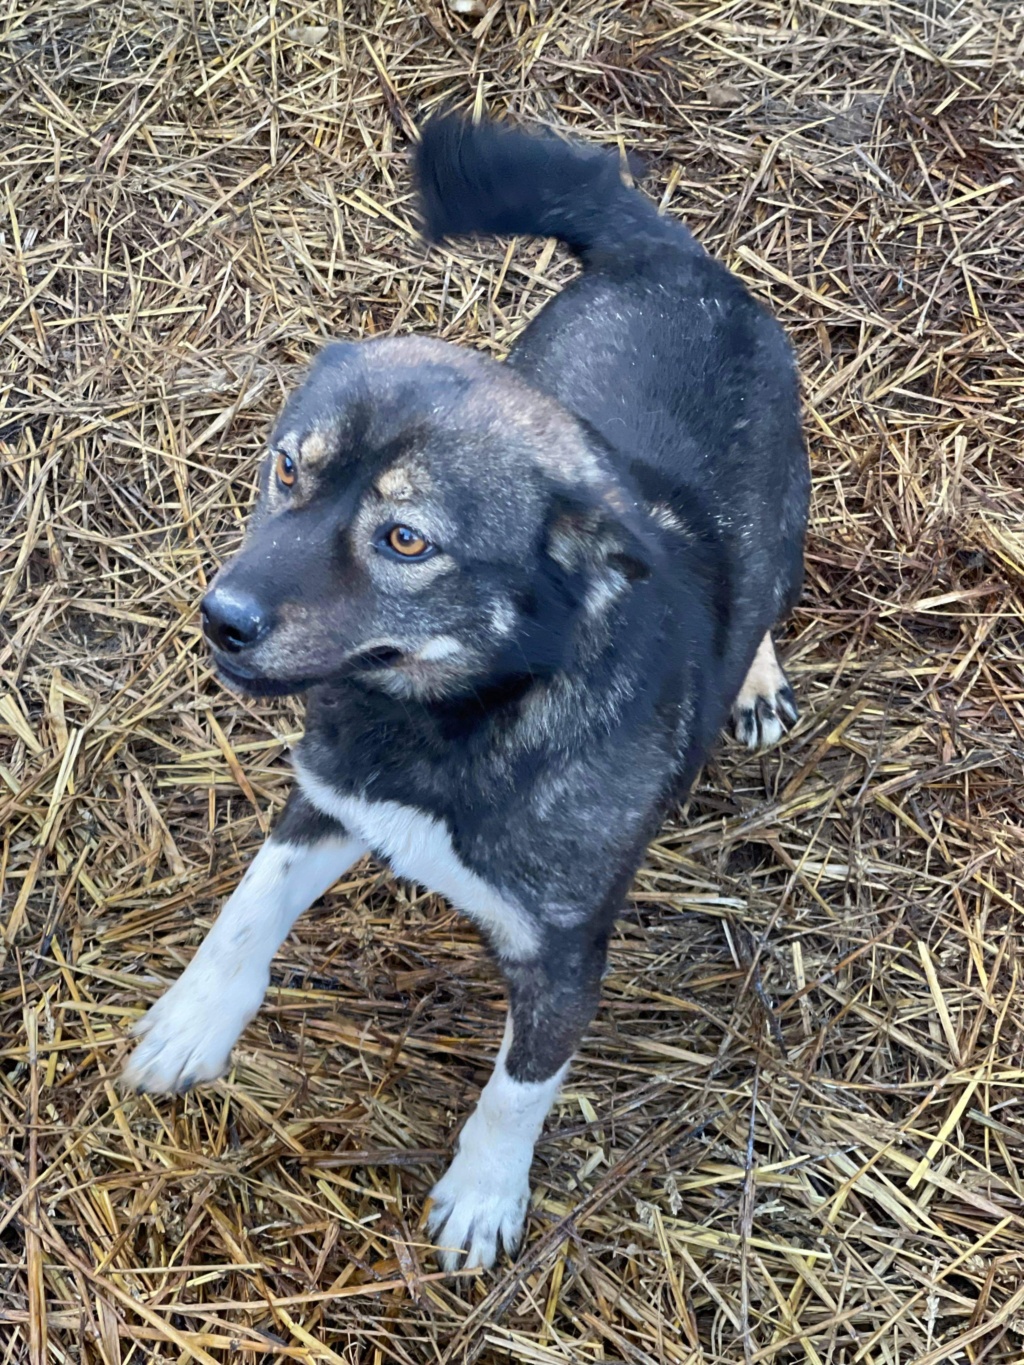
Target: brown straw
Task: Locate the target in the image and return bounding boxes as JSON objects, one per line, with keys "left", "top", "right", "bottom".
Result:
{"left": 2, "top": 2, "right": 1023, "bottom": 1360}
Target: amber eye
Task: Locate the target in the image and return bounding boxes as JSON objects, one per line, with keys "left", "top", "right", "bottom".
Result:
{"left": 386, "top": 525, "right": 431, "bottom": 558}
{"left": 275, "top": 451, "right": 297, "bottom": 488}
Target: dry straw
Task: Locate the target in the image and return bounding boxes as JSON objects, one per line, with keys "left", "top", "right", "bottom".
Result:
{"left": 2, "top": 1, "right": 1023, "bottom": 1361}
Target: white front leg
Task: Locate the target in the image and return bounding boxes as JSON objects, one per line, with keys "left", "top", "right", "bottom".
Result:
{"left": 123, "top": 832, "right": 365, "bottom": 1094}
{"left": 428, "top": 1020, "right": 568, "bottom": 1271}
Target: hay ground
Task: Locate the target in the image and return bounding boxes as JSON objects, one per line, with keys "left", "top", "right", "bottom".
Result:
{"left": 2, "top": 0, "right": 1024, "bottom": 1360}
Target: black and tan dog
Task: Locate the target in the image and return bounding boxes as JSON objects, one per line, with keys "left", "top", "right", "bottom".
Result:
{"left": 124, "top": 114, "right": 809, "bottom": 1270}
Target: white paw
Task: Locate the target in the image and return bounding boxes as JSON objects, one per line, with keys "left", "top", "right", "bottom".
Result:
{"left": 123, "top": 960, "right": 267, "bottom": 1095}
{"left": 731, "top": 633, "right": 798, "bottom": 751}
{"left": 731, "top": 682, "right": 798, "bottom": 750}
{"left": 428, "top": 1141, "right": 532, "bottom": 1272}
{"left": 426, "top": 1038, "right": 565, "bottom": 1270}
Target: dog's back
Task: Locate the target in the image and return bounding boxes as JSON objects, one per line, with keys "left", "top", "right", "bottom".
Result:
{"left": 416, "top": 117, "right": 809, "bottom": 699}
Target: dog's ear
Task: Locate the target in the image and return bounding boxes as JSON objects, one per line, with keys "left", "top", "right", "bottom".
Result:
{"left": 311, "top": 340, "right": 359, "bottom": 372}
{"left": 493, "top": 482, "right": 657, "bottom": 680}
{"left": 545, "top": 481, "right": 658, "bottom": 586}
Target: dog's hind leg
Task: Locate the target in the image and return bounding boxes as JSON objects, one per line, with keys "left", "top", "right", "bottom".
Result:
{"left": 731, "top": 631, "right": 799, "bottom": 750}
{"left": 427, "top": 938, "right": 605, "bottom": 1271}
{"left": 123, "top": 790, "right": 366, "bottom": 1095}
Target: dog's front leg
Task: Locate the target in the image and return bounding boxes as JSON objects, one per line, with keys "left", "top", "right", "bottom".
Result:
{"left": 427, "top": 934, "right": 606, "bottom": 1271}
{"left": 123, "top": 791, "right": 366, "bottom": 1095}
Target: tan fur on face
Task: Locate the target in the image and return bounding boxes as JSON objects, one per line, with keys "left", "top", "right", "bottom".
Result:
{"left": 376, "top": 465, "right": 425, "bottom": 502}
{"left": 647, "top": 502, "right": 685, "bottom": 534}
{"left": 414, "top": 635, "right": 465, "bottom": 662}
{"left": 296, "top": 423, "right": 337, "bottom": 468}
{"left": 264, "top": 424, "right": 336, "bottom": 511}
{"left": 584, "top": 568, "right": 628, "bottom": 619}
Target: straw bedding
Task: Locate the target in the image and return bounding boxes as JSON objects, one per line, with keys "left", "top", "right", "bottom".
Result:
{"left": 2, "top": 1, "right": 1023, "bottom": 1361}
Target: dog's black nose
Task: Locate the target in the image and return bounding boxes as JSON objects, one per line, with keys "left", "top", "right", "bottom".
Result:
{"left": 201, "top": 588, "right": 268, "bottom": 654}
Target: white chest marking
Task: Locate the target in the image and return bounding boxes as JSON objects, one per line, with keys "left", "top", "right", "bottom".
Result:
{"left": 294, "top": 758, "right": 540, "bottom": 961}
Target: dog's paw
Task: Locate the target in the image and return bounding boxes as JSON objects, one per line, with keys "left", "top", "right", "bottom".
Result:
{"left": 122, "top": 963, "right": 267, "bottom": 1095}
{"left": 731, "top": 683, "right": 798, "bottom": 750}
{"left": 731, "top": 633, "right": 798, "bottom": 750}
{"left": 427, "top": 1144, "right": 531, "bottom": 1272}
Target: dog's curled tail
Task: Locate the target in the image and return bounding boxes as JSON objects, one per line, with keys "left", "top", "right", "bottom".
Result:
{"left": 414, "top": 113, "right": 684, "bottom": 263}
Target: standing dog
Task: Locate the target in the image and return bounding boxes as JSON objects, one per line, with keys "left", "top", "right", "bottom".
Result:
{"left": 124, "top": 115, "right": 808, "bottom": 1270}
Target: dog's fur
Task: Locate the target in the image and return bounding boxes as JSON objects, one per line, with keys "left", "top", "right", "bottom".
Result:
{"left": 123, "top": 115, "right": 809, "bottom": 1270}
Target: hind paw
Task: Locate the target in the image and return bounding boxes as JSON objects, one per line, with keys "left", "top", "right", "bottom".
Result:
{"left": 731, "top": 633, "right": 798, "bottom": 751}
{"left": 732, "top": 684, "right": 798, "bottom": 750}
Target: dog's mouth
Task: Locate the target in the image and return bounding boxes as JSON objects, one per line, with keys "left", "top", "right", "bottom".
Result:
{"left": 210, "top": 644, "right": 408, "bottom": 697}
{"left": 211, "top": 656, "right": 319, "bottom": 698}
{"left": 350, "top": 645, "right": 404, "bottom": 670}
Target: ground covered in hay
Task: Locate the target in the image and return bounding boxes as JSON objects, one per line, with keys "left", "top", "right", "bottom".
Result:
{"left": 2, "top": 1, "right": 1024, "bottom": 1361}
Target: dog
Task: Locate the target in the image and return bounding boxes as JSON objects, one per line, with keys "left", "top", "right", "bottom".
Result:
{"left": 123, "top": 113, "right": 809, "bottom": 1271}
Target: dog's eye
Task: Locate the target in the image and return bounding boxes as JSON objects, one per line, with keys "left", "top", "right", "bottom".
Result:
{"left": 384, "top": 525, "right": 433, "bottom": 559}
{"left": 275, "top": 451, "right": 297, "bottom": 488}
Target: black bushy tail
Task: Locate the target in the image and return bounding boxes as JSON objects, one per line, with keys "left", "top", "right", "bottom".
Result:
{"left": 414, "top": 113, "right": 683, "bottom": 263}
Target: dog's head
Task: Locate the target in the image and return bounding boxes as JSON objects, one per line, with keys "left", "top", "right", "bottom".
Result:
{"left": 202, "top": 336, "right": 655, "bottom": 701}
